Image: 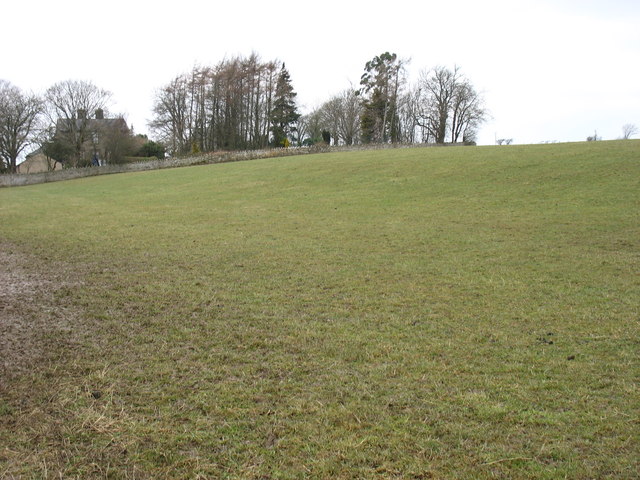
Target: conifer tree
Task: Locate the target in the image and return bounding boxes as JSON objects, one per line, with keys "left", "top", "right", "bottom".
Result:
{"left": 270, "top": 63, "right": 300, "bottom": 147}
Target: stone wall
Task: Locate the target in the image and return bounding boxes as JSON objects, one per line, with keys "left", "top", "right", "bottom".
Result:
{"left": 1, "top": 143, "right": 464, "bottom": 188}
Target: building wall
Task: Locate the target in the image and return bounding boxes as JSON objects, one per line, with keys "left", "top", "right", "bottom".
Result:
{"left": 16, "top": 153, "right": 63, "bottom": 174}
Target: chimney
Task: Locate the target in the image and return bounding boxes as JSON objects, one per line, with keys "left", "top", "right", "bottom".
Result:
{"left": 77, "top": 109, "right": 87, "bottom": 120}
{"left": 95, "top": 108, "right": 104, "bottom": 120}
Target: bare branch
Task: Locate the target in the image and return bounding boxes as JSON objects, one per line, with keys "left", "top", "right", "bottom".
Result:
{"left": 0, "top": 80, "right": 43, "bottom": 173}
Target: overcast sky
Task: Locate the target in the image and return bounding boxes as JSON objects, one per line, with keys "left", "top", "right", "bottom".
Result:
{"left": 3, "top": 0, "right": 639, "bottom": 145}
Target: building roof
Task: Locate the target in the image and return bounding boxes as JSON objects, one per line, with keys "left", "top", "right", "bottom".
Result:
{"left": 55, "top": 117, "right": 128, "bottom": 135}
{"left": 25, "top": 148, "right": 43, "bottom": 158}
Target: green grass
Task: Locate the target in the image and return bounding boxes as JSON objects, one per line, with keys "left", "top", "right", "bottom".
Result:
{"left": 1, "top": 141, "right": 639, "bottom": 478}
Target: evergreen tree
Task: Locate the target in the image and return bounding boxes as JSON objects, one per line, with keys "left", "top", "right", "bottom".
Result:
{"left": 270, "top": 63, "right": 300, "bottom": 147}
{"left": 358, "top": 52, "right": 404, "bottom": 143}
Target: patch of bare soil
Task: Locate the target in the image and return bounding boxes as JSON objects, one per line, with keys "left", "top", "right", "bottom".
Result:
{"left": 0, "top": 243, "right": 82, "bottom": 379}
{"left": 0, "top": 243, "right": 92, "bottom": 476}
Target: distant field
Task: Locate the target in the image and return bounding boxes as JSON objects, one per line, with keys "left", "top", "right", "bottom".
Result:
{"left": 1, "top": 141, "right": 638, "bottom": 478}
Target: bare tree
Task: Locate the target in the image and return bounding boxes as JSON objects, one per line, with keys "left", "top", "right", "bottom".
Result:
{"left": 303, "top": 89, "right": 363, "bottom": 147}
{"left": 415, "top": 66, "right": 486, "bottom": 144}
{"left": 295, "top": 115, "right": 310, "bottom": 146}
{"left": 297, "top": 109, "right": 324, "bottom": 145}
{"left": 416, "top": 66, "right": 460, "bottom": 144}
{"left": 150, "top": 55, "right": 282, "bottom": 154}
{"left": 622, "top": 124, "right": 638, "bottom": 139}
{"left": 450, "top": 80, "right": 486, "bottom": 143}
{"left": 397, "top": 87, "right": 423, "bottom": 143}
{"left": 44, "top": 80, "right": 112, "bottom": 167}
{"left": 317, "top": 97, "right": 341, "bottom": 145}
{"left": 0, "top": 80, "right": 43, "bottom": 173}
{"left": 150, "top": 75, "right": 190, "bottom": 155}
{"left": 336, "top": 88, "right": 362, "bottom": 146}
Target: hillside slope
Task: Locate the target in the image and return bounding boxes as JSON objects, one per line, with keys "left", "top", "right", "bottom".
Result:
{"left": 1, "top": 141, "right": 638, "bottom": 478}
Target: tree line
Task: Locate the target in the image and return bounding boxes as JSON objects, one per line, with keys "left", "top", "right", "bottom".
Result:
{"left": 305, "top": 54, "right": 486, "bottom": 146}
{"left": 150, "top": 54, "right": 299, "bottom": 154}
{"left": 151, "top": 52, "right": 487, "bottom": 155}
{"left": 1, "top": 51, "right": 487, "bottom": 173}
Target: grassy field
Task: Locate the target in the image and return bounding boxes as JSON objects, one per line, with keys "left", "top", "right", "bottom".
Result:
{"left": 1, "top": 141, "right": 638, "bottom": 479}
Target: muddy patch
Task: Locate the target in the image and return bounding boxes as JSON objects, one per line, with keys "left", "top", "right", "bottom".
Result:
{"left": 0, "top": 243, "right": 82, "bottom": 380}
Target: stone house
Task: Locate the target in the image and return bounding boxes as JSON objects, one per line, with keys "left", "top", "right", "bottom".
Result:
{"left": 54, "top": 109, "right": 131, "bottom": 166}
{"left": 16, "top": 150, "right": 63, "bottom": 174}
{"left": 19, "top": 109, "right": 138, "bottom": 172}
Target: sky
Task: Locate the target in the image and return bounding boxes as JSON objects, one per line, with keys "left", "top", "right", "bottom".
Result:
{"left": 2, "top": 0, "right": 639, "bottom": 146}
